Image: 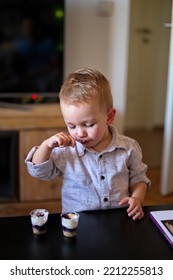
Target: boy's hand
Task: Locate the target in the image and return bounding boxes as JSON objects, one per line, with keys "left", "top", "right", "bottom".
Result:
{"left": 45, "top": 132, "right": 76, "bottom": 149}
{"left": 32, "top": 132, "right": 75, "bottom": 165}
{"left": 119, "top": 196, "right": 144, "bottom": 220}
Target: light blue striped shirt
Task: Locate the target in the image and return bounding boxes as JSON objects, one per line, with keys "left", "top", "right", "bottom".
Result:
{"left": 25, "top": 125, "right": 150, "bottom": 213}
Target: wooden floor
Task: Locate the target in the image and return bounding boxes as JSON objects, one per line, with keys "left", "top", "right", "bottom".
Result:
{"left": 144, "top": 168, "right": 173, "bottom": 206}
{"left": 125, "top": 127, "right": 173, "bottom": 206}
{"left": 125, "top": 127, "right": 163, "bottom": 168}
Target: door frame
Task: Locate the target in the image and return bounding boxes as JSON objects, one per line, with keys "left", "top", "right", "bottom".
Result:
{"left": 161, "top": 2, "right": 173, "bottom": 195}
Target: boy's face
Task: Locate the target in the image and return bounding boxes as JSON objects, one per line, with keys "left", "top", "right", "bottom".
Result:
{"left": 60, "top": 100, "right": 115, "bottom": 151}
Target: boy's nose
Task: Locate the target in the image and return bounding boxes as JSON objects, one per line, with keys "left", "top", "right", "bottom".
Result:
{"left": 77, "top": 127, "right": 87, "bottom": 138}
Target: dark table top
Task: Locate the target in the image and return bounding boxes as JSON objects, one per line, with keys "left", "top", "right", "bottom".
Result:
{"left": 0, "top": 204, "right": 173, "bottom": 260}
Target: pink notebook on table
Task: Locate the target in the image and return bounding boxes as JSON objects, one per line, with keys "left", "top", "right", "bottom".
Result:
{"left": 149, "top": 210, "right": 173, "bottom": 248}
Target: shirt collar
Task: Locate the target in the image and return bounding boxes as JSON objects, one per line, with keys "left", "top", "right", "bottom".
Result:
{"left": 76, "top": 125, "right": 127, "bottom": 157}
{"left": 108, "top": 125, "right": 127, "bottom": 150}
{"left": 76, "top": 142, "right": 86, "bottom": 157}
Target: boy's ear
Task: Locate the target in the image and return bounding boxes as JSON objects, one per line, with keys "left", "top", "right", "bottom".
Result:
{"left": 107, "top": 108, "right": 116, "bottom": 124}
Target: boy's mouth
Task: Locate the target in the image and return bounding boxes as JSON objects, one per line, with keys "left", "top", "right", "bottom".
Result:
{"left": 76, "top": 139, "right": 89, "bottom": 145}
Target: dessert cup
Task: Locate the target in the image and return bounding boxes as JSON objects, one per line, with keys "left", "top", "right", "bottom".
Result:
{"left": 61, "top": 212, "right": 79, "bottom": 237}
{"left": 30, "top": 209, "right": 49, "bottom": 235}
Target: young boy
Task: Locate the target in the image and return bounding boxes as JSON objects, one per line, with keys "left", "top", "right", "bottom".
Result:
{"left": 25, "top": 67, "right": 150, "bottom": 220}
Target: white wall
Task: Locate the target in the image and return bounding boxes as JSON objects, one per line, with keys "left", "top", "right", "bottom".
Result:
{"left": 65, "top": 0, "right": 130, "bottom": 132}
{"left": 125, "top": 0, "right": 171, "bottom": 129}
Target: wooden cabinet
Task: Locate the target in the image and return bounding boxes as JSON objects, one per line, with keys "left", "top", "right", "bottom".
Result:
{"left": 0, "top": 104, "right": 66, "bottom": 217}
{"left": 19, "top": 129, "right": 62, "bottom": 202}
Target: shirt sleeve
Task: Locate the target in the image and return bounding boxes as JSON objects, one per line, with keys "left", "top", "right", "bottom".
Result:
{"left": 128, "top": 140, "right": 151, "bottom": 191}
{"left": 25, "top": 146, "right": 61, "bottom": 180}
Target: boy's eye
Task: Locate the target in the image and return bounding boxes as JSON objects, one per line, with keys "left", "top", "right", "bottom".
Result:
{"left": 85, "top": 123, "right": 94, "bottom": 127}
{"left": 67, "top": 125, "right": 76, "bottom": 129}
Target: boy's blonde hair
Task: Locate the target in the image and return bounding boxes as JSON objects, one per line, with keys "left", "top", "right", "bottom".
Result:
{"left": 59, "top": 67, "right": 113, "bottom": 111}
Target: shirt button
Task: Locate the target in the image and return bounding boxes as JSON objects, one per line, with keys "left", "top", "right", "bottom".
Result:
{"left": 100, "top": 175, "right": 105, "bottom": 180}
{"left": 99, "top": 155, "right": 102, "bottom": 158}
{"left": 103, "top": 197, "right": 108, "bottom": 202}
